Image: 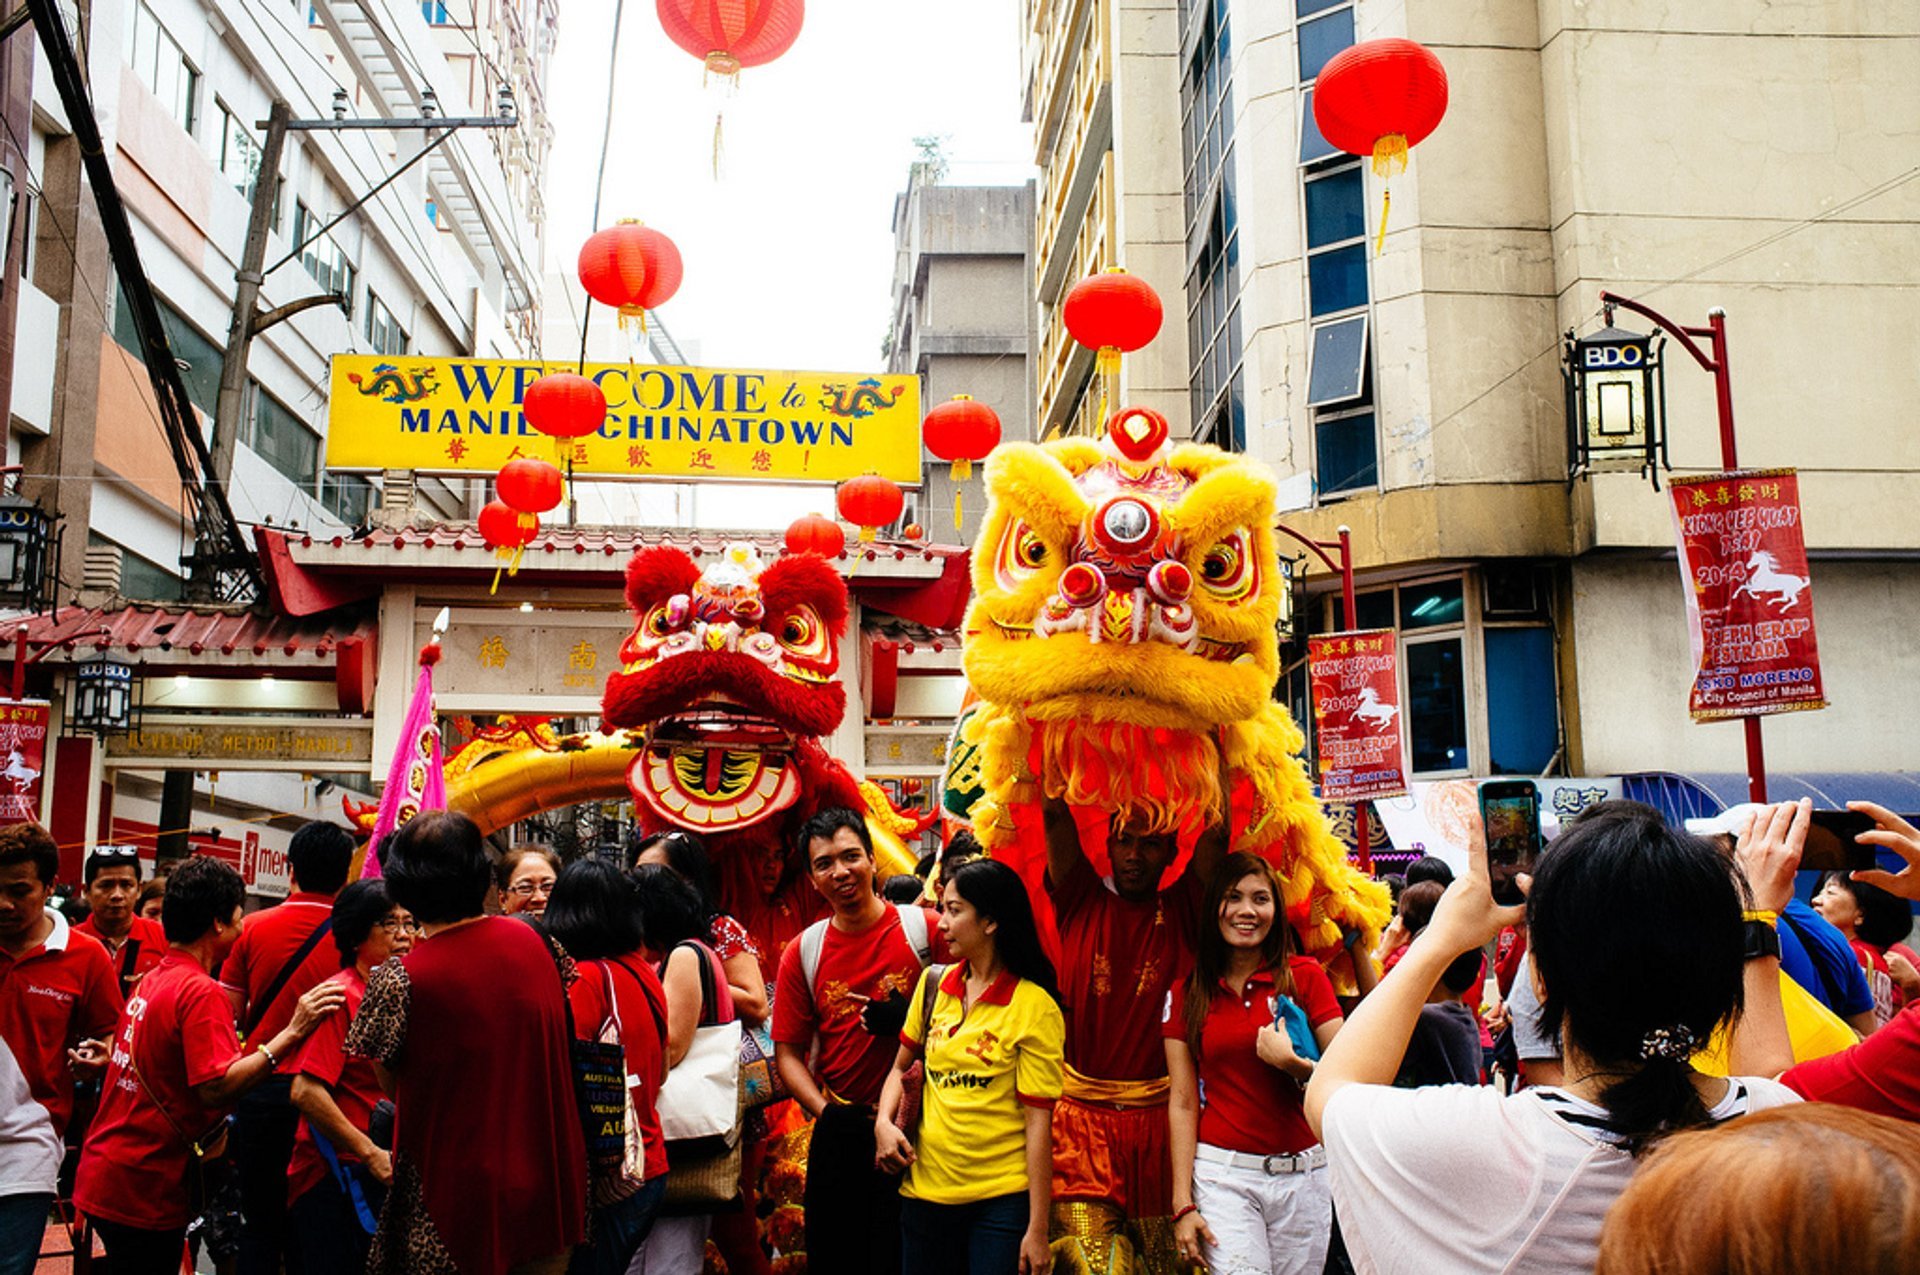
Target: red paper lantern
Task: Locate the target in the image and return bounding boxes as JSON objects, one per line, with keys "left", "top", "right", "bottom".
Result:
{"left": 1063, "top": 268, "right": 1163, "bottom": 374}
{"left": 523, "top": 372, "right": 608, "bottom": 441}
{"left": 784, "top": 513, "right": 846, "bottom": 558}
{"left": 1313, "top": 39, "right": 1448, "bottom": 251}
{"left": 836, "top": 474, "right": 904, "bottom": 543}
{"left": 656, "top": 0, "right": 805, "bottom": 78}
{"left": 577, "top": 221, "right": 683, "bottom": 329}
{"left": 497, "top": 458, "right": 564, "bottom": 516}
{"left": 901, "top": 523, "right": 925, "bottom": 542}
{"left": 922, "top": 395, "right": 1001, "bottom": 480}
{"left": 478, "top": 499, "right": 539, "bottom": 549}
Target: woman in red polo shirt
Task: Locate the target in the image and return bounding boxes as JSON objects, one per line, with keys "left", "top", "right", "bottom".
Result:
{"left": 287, "top": 879, "right": 415, "bottom": 1274}
{"left": 1164, "top": 852, "right": 1345, "bottom": 1275}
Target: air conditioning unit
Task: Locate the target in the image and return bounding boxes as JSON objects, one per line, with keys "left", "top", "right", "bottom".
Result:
{"left": 1482, "top": 565, "right": 1546, "bottom": 620}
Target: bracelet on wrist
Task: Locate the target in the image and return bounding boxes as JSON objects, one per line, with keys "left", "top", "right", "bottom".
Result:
{"left": 257, "top": 1042, "right": 279, "bottom": 1070}
{"left": 1172, "top": 1204, "right": 1198, "bottom": 1224}
{"left": 1741, "top": 910, "right": 1780, "bottom": 926}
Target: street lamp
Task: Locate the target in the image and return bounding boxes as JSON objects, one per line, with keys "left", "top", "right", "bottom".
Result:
{"left": 0, "top": 483, "right": 54, "bottom": 611}
{"left": 1562, "top": 323, "right": 1669, "bottom": 485}
{"left": 69, "top": 655, "right": 135, "bottom": 735}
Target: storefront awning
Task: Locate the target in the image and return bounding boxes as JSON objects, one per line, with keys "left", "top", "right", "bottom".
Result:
{"left": 1621, "top": 771, "right": 1920, "bottom": 825}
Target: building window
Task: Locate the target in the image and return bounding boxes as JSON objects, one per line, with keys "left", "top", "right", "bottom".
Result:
{"left": 217, "top": 105, "right": 263, "bottom": 201}
{"left": 320, "top": 474, "right": 375, "bottom": 526}
{"left": 91, "top": 534, "right": 182, "bottom": 601}
{"left": 1180, "top": 0, "right": 1242, "bottom": 450}
{"left": 421, "top": 2, "right": 454, "bottom": 22}
{"left": 1303, "top": 159, "right": 1374, "bottom": 495}
{"left": 292, "top": 202, "right": 355, "bottom": 314}
{"left": 1297, "top": 0, "right": 1354, "bottom": 81}
{"left": 1304, "top": 164, "right": 1367, "bottom": 317}
{"left": 111, "top": 290, "right": 222, "bottom": 417}
{"left": 1406, "top": 636, "right": 1471, "bottom": 774}
{"left": 1485, "top": 627, "right": 1558, "bottom": 774}
{"left": 130, "top": 2, "right": 198, "bottom": 134}
{"left": 245, "top": 385, "right": 320, "bottom": 486}
{"left": 365, "top": 293, "right": 407, "bottom": 355}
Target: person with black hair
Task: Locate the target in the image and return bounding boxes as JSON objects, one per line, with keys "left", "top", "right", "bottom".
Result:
{"left": 344, "top": 811, "right": 587, "bottom": 1275}
{"left": 1395, "top": 946, "right": 1487, "bottom": 1089}
{"left": 74, "top": 856, "right": 345, "bottom": 1271}
{"left": 0, "top": 822, "right": 120, "bottom": 1146}
{"left": 75, "top": 845, "right": 167, "bottom": 998}
{"left": 1305, "top": 800, "right": 1798, "bottom": 1275}
{"left": 872, "top": 858, "right": 1063, "bottom": 1275}
{"left": 775, "top": 806, "right": 949, "bottom": 1275}
{"left": 633, "top": 829, "right": 768, "bottom": 1023}
{"left": 1403, "top": 856, "right": 1454, "bottom": 888}
{"left": 136, "top": 876, "right": 167, "bottom": 921}
{"left": 498, "top": 844, "right": 562, "bottom": 918}
{"left": 1813, "top": 868, "right": 1917, "bottom": 1022}
{"left": 546, "top": 860, "right": 672, "bottom": 1275}
{"left": 287, "top": 879, "right": 416, "bottom": 1273}
{"left": 217, "top": 819, "right": 357, "bottom": 1275}
{"left": 1163, "top": 853, "right": 1345, "bottom": 1274}
{"left": 882, "top": 874, "right": 928, "bottom": 905}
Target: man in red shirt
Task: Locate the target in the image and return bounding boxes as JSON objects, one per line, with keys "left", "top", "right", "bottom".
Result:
{"left": 1043, "top": 797, "right": 1226, "bottom": 1275}
{"left": 75, "top": 846, "right": 168, "bottom": 999}
{"left": 0, "top": 823, "right": 120, "bottom": 1141}
{"left": 216, "top": 821, "right": 354, "bottom": 1275}
{"left": 774, "top": 807, "right": 946, "bottom": 1275}
{"left": 74, "top": 855, "right": 344, "bottom": 1267}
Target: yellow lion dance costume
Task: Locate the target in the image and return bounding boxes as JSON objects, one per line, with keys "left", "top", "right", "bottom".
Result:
{"left": 961, "top": 407, "right": 1389, "bottom": 968}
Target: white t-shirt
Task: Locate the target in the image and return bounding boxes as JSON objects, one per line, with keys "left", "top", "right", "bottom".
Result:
{"left": 1322, "top": 1075, "right": 1801, "bottom": 1275}
{"left": 0, "top": 1036, "right": 61, "bottom": 1199}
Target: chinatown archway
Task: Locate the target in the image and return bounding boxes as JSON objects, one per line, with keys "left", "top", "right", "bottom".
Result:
{"left": 436, "top": 727, "right": 921, "bottom": 874}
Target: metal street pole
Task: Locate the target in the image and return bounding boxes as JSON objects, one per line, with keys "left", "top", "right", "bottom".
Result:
{"left": 1599, "top": 291, "right": 1767, "bottom": 804}
{"left": 1277, "top": 521, "right": 1373, "bottom": 871}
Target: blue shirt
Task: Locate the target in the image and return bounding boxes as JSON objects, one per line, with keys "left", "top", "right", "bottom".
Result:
{"left": 1776, "top": 898, "right": 1873, "bottom": 1018}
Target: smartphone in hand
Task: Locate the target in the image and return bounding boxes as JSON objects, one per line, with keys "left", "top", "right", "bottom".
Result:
{"left": 1478, "top": 781, "right": 1542, "bottom": 906}
{"left": 1799, "top": 810, "right": 1881, "bottom": 874}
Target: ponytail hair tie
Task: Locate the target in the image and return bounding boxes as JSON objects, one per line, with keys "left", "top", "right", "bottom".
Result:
{"left": 1638, "top": 1025, "right": 1696, "bottom": 1061}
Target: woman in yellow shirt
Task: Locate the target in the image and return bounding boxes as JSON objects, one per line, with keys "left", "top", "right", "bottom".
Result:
{"left": 876, "top": 858, "right": 1066, "bottom": 1275}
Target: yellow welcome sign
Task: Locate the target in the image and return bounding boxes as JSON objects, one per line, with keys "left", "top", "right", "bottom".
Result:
{"left": 325, "top": 356, "right": 922, "bottom": 484}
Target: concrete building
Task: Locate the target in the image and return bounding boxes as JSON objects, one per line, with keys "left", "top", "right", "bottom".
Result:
{"left": 0, "top": 0, "right": 555, "bottom": 884}
{"left": 887, "top": 171, "right": 1034, "bottom": 543}
{"left": 1021, "top": 0, "right": 1920, "bottom": 804}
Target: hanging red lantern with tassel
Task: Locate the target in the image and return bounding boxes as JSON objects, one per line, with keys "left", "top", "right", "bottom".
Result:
{"left": 656, "top": 0, "right": 805, "bottom": 82}
{"left": 922, "top": 394, "right": 1001, "bottom": 529}
{"left": 784, "top": 512, "right": 846, "bottom": 558}
{"left": 1063, "top": 268, "right": 1163, "bottom": 376}
{"left": 479, "top": 499, "right": 539, "bottom": 592}
{"left": 836, "top": 474, "right": 904, "bottom": 543}
{"left": 578, "top": 221, "right": 683, "bottom": 333}
{"left": 497, "top": 458, "right": 564, "bottom": 523}
{"left": 522, "top": 372, "right": 608, "bottom": 454}
{"left": 1312, "top": 39, "right": 1448, "bottom": 255}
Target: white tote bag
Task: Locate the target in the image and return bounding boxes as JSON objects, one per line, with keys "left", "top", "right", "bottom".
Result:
{"left": 657, "top": 942, "right": 743, "bottom": 1144}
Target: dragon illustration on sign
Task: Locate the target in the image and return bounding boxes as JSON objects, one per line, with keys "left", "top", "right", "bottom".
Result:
{"left": 819, "top": 377, "right": 904, "bottom": 419}
{"left": 347, "top": 362, "right": 438, "bottom": 404}
{"left": 960, "top": 408, "right": 1389, "bottom": 976}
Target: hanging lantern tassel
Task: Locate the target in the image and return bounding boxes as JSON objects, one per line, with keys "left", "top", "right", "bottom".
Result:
{"left": 1371, "top": 133, "right": 1408, "bottom": 256}
{"left": 949, "top": 458, "right": 972, "bottom": 530}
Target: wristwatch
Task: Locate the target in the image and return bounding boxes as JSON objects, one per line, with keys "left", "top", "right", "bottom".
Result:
{"left": 1742, "top": 918, "right": 1782, "bottom": 962}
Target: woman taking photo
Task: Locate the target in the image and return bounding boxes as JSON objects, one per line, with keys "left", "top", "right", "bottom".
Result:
{"left": 545, "top": 860, "right": 672, "bottom": 1275}
{"left": 498, "top": 844, "right": 561, "bottom": 918}
{"left": 874, "top": 858, "right": 1064, "bottom": 1275}
{"left": 1164, "top": 853, "right": 1346, "bottom": 1274}
{"left": 345, "top": 811, "right": 586, "bottom": 1275}
{"left": 287, "top": 879, "right": 416, "bottom": 1273}
{"left": 1306, "top": 801, "right": 1800, "bottom": 1275}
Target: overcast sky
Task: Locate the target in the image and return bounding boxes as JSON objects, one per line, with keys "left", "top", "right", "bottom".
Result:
{"left": 543, "top": 0, "right": 1035, "bottom": 375}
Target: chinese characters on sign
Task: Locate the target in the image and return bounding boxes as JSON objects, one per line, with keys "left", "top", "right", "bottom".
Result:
{"left": 0, "top": 701, "right": 49, "bottom": 825}
{"left": 1307, "top": 629, "right": 1408, "bottom": 802}
{"left": 1669, "top": 469, "right": 1826, "bottom": 721}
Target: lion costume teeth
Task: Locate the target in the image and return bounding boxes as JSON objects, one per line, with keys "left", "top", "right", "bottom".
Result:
{"left": 960, "top": 417, "right": 1389, "bottom": 976}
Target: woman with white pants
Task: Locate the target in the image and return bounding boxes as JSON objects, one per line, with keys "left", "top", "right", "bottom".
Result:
{"left": 1164, "top": 853, "right": 1346, "bottom": 1274}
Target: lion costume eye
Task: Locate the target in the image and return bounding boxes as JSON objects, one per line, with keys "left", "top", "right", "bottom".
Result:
{"left": 1198, "top": 532, "right": 1258, "bottom": 602}
{"left": 645, "top": 606, "right": 673, "bottom": 637}
{"left": 775, "top": 607, "right": 829, "bottom": 659}
{"left": 994, "top": 521, "right": 1054, "bottom": 589}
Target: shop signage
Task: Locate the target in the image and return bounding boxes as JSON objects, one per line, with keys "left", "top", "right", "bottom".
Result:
{"left": 105, "top": 717, "right": 373, "bottom": 771}
{"left": 326, "top": 356, "right": 921, "bottom": 483}
{"left": 0, "top": 700, "right": 49, "bottom": 825}
{"left": 416, "top": 618, "right": 635, "bottom": 701}
{"left": 239, "top": 829, "right": 292, "bottom": 898}
{"left": 1307, "top": 629, "right": 1408, "bottom": 802}
{"left": 1669, "top": 469, "right": 1826, "bottom": 720}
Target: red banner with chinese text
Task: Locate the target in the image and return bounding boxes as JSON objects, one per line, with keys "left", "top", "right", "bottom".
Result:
{"left": 1308, "top": 629, "right": 1408, "bottom": 802}
{"left": 0, "top": 700, "right": 50, "bottom": 825}
{"left": 1669, "top": 469, "right": 1826, "bottom": 721}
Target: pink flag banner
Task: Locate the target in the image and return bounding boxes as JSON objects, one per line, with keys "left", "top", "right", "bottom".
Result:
{"left": 362, "top": 650, "right": 446, "bottom": 878}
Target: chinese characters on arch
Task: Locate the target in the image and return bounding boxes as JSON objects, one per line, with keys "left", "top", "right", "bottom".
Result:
{"left": 1307, "top": 629, "right": 1408, "bottom": 803}
{"left": 1669, "top": 469, "right": 1826, "bottom": 721}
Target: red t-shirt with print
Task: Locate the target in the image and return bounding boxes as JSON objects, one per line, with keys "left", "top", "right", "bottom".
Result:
{"left": 0, "top": 911, "right": 122, "bottom": 1135}
{"left": 570, "top": 953, "right": 670, "bottom": 1182}
{"left": 74, "top": 951, "right": 244, "bottom": 1230}
{"left": 1161, "top": 956, "right": 1343, "bottom": 1154}
{"left": 772, "top": 905, "right": 947, "bottom": 1106}
{"left": 287, "top": 966, "right": 386, "bottom": 1205}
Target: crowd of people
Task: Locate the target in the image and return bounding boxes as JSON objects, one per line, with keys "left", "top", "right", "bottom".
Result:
{"left": 3, "top": 791, "right": 1920, "bottom": 1275}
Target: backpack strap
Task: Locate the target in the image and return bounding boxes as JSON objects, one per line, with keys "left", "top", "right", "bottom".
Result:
{"left": 896, "top": 904, "right": 931, "bottom": 966}
{"left": 242, "top": 918, "right": 334, "bottom": 1042}
{"left": 797, "top": 918, "right": 831, "bottom": 993}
